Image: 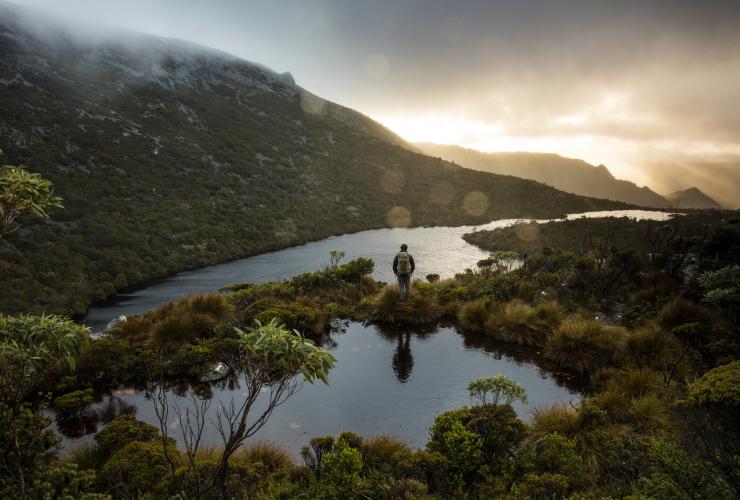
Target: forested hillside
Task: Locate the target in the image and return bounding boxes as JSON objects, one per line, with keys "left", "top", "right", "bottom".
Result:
{"left": 0, "top": 3, "right": 625, "bottom": 315}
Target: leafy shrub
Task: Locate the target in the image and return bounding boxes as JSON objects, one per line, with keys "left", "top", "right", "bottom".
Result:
{"left": 254, "top": 299, "right": 328, "bottom": 337}
{"left": 686, "top": 361, "right": 740, "bottom": 408}
{"left": 52, "top": 389, "right": 94, "bottom": 419}
{"left": 100, "top": 441, "right": 174, "bottom": 498}
{"left": 468, "top": 374, "right": 528, "bottom": 405}
{"left": 545, "top": 317, "right": 627, "bottom": 374}
{"left": 636, "top": 438, "right": 733, "bottom": 499}
{"left": 429, "top": 404, "right": 526, "bottom": 472}
{"left": 94, "top": 415, "right": 159, "bottom": 458}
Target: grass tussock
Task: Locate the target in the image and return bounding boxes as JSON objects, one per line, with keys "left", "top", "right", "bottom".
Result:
{"left": 231, "top": 441, "right": 294, "bottom": 471}
{"left": 361, "top": 434, "right": 412, "bottom": 469}
{"left": 544, "top": 317, "right": 627, "bottom": 375}
{"left": 458, "top": 298, "right": 492, "bottom": 332}
{"left": 487, "top": 300, "right": 563, "bottom": 346}
{"left": 64, "top": 441, "right": 106, "bottom": 470}
{"left": 365, "top": 286, "right": 442, "bottom": 325}
{"left": 112, "top": 292, "right": 234, "bottom": 346}
{"left": 529, "top": 403, "right": 581, "bottom": 440}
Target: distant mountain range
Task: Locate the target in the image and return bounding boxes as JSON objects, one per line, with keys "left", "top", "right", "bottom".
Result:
{"left": 416, "top": 143, "right": 671, "bottom": 208}
{"left": 0, "top": 2, "right": 625, "bottom": 314}
{"left": 666, "top": 187, "right": 723, "bottom": 209}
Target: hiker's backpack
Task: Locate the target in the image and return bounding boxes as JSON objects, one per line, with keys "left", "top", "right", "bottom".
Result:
{"left": 397, "top": 252, "right": 411, "bottom": 274}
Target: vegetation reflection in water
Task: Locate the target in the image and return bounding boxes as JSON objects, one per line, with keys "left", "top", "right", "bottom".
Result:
{"left": 54, "top": 320, "right": 582, "bottom": 454}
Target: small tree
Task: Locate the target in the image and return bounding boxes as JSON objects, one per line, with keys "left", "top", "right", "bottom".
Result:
{"left": 477, "top": 251, "right": 520, "bottom": 276}
{"left": 0, "top": 314, "right": 90, "bottom": 500}
{"left": 0, "top": 151, "right": 63, "bottom": 238}
{"left": 329, "top": 250, "right": 345, "bottom": 268}
{"left": 155, "top": 318, "right": 336, "bottom": 498}
{"left": 468, "top": 374, "right": 528, "bottom": 405}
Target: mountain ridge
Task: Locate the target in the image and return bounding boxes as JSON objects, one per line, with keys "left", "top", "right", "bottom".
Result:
{"left": 666, "top": 187, "right": 723, "bottom": 209}
{"left": 416, "top": 143, "right": 670, "bottom": 208}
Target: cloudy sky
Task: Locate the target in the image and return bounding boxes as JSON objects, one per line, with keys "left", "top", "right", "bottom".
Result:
{"left": 12, "top": 0, "right": 740, "bottom": 204}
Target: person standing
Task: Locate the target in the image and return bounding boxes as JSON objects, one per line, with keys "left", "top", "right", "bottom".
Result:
{"left": 393, "top": 243, "right": 415, "bottom": 300}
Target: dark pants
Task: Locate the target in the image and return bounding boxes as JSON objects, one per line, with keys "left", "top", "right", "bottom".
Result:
{"left": 397, "top": 274, "right": 412, "bottom": 300}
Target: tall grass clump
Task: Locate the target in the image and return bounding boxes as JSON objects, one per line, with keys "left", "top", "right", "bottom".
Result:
{"left": 486, "top": 300, "right": 563, "bottom": 346}
{"left": 544, "top": 317, "right": 627, "bottom": 375}
{"left": 64, "top": 441, "right": 106, "bottom": 471}
{"left": 458, "top": 298, "right": 491, "bottom": 332}
{"left": 529, "top": 403, "right": 581, "bottom": 441}
{"left": 365, "top": 286, "right": 442, "bottom": 325}
{"left": 361, "top": 434, "right": 412, "bottom": 471}
{"left": 231, "top": 441, "right": 294, "bottom": 472}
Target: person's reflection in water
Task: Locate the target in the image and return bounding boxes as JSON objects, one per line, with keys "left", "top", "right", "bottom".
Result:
{"left": 392, "top": 332, "right": 414, "bottom": 383}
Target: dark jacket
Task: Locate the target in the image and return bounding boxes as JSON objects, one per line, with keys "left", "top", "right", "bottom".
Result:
{"left": 393, "top": 252, "right": 416, "bottom": 276}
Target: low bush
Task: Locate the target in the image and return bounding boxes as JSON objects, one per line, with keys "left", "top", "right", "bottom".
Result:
{"left": 52, "top": 388, "right": 94, "bottom": 420}
{"left": 458, "top": 298, "right": 491, "bottom": 332}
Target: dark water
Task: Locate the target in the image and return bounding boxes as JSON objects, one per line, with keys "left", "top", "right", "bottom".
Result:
{"left": 56, "top": 321, "right": 582, "bottom": 455}
{"left": 62, "top": 210, "right": 671, "bottom": 455}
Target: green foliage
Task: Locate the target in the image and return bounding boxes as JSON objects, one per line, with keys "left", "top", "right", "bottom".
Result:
{"left": 545, "top": 317, "right": 627, "bottom": 374}
{"left": 322, "top": 440, "right": 365, "bottom": 498}
{"left": 100, "top": 441, "right": 173, "bottom": 498}
{"left": 0, "top": 314, "right": 90, "bottom": 396}
{"left": 635, "top": 438, "right": 733, "bottom": 499}
{"left": 458, "top": 298, "right": 491, "bottom": 332}
{"left": 468, "top": 374, "right": 528, "bottom": 405}
{"left": 0, "top": 161, "right": 62, "bottom": 238}
{"left": 235, "top": 319, "right": 336, "bottom": 384}
{"left": 93, "top": 415, "right": 160, "bottom": 458}
{"left": 686, "top": 361, "right": 740, "bottom": 408}
{"left": 52, "top": 389, "right": 94, "bottom": 419}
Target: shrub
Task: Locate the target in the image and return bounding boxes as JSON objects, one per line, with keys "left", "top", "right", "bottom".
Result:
{"left": 94, "top": 415, "right": 159, "bottom": 457}
{"left": 636, "top": 438, "right": 733, "bottom": 499}
{"left": 686, "top": 361, "right": 740, "bottom": 408}
{"left": 426, "top": 273, "right": 440, "bottom": 283}
{"left": 254, "top": 300, "right": 328, "bottom": 337}
{"left": 468, "top": 374, "right": 528, "bottom": 405}
{"left": 322, "top": 440, "right": 365, "bottom": 498}
{"left": 429, "top": 404, "right": 526, "bottom": 472}
{"left": 100, "top": 441, "right": 174, "bottom": 498}
{"left": 544, "top": 317, "right": 627, "bottom": 374}
{"left": 52, "top": 389, "right": 94, "bottom": 419}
